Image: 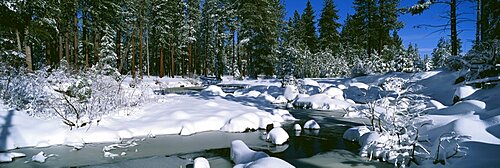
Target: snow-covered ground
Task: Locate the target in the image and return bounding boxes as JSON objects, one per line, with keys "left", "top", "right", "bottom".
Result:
{"left": 1, "top": 71, "right": 499, "bottom": 167}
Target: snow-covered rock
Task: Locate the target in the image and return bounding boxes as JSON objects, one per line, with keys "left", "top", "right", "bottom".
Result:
{"left": 234, "top": 157, "right": 295, "bottom": 168}
{"left": 200, "top": 85, "right": 226, "bottom": 97}
{"left": 303, "top": 120, "right": 320, "bottom": 129}
{"left": 31, "top": 151, "right": 48, "bottom": 163}
{"left": 294, "top": 94, "right": 352, "bottom": 110}
{"left": 323, "top": 87, "right": 344, "bottom": 100}
{"left": 294, "top": 124, "right": 302, "bottom": 131}
{"left": 193, "top": 157, "right": 210, "bottom": 168}
{"left": 284, "top": 85, "right": 298, "bottom": 101}
{"left": 273, "top": 95, "right": 288, "bottom": 104}
{"left": 343, "top": 126, "right": 370, "bottom": 142}
{"left": 301, "top": 79, "right": 320, "bottom": 87}
{"left": 266, "top": 127, "right": 289, "bottom": 145}
{"left": 348, "top": 82, "right": 369, "bottom": 90}
{"left": 230, "top": 140, "right": 269, "bottom": 165}
{"left": 0, "top": 152, "right": 25, "bottom": 163}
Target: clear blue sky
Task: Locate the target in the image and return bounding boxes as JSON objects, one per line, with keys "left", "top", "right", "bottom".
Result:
{"left": 283, "top": 0, "right": 477, "bottom": 56}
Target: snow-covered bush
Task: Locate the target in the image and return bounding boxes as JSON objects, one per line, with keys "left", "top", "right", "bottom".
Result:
{"left": 353, "top": 78, "right": 469, "bottom": 167}
{"left": 0, "top": 62, "right": 150, "bottom": 129}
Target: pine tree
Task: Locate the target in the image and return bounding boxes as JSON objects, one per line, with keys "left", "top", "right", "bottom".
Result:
{"left": 318, "top": 0, "right": 341, "bottom": 51}
{"left": 432, "top": 38, "right": 452, "bottom": 69}
{"left": 300, "top": 0, "right": 318, "bottom": 53}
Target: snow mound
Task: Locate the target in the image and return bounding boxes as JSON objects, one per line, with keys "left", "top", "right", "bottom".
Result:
{"left": 266, "top": 127, "right": 289, "bottom": 145}
{"left": 221, "top": 112, "right": 280, "bottom": 132}
{"left": 31, "top": 151, "right": 49, "bottom": 163}
{"left": 428, "top": 99, "right": 447, "bottom": 110}
{"left": 272, "top": 95, "right": 288, "bottom": 104}
{"left": 234, "top": 157, "right": 295, "bottom": 168}
{"left": 200, "top": 85, "right": 226, "bottom": 97}
{"left": 304, "top": 120, "right": 320, "bottom": 129}
{"left": 231, "top": 140, "right": 269, "bottom": 165}
{"left": 301, "top": 79, "right": 320, "bottom": 87}
{"left": 294, "top": 94, "right": 352, "bottom": 110}
{"left": 323, "top": 87, "right": 344, "bottom": 100}
{"left": 343, "top": 126, "right": 370, "bottom": 142}
{"left": 193, "top": 157, "right": 210, "bottom": 168}
{"left": 284, "top": 85, "right": 298, "bottom": 101}
{"left": 348, "top": 82, "right": 369, "bottom": 90}
{"left": 454, "top": 85, "right": 477, "bottom": 99}
{"left": 294, "top": 124, "right": 302, "bottom": 131}
{"left": 359, "top": 131, "right": 388, "bottom": 147}
{"left": 429, "top": 100, "right": 486, "bottom": 115}
{"left": 0, "top": 152, "right": 25, "bottom": 163}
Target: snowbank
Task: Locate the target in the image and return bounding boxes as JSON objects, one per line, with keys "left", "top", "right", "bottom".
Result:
{"left": 0, "top": 95, "right": 293, "bottom": 151}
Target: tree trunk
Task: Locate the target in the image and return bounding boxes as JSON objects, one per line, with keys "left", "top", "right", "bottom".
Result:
{"left": 450, "top": 0, "right": 458, "bottom": 57}
{"left": 139, "top": 25, "right": 143, "bottom": 79}
{"left": 160, "top": 47, "right": 164, "bottom": 78}
{"left": 74, "top": 12, "right": 79, "bottom": 71}
{"left": 146, "top": 31, "right": 150, "bottom": 77}
{"left": 131, "top": 31, "right": 136, "bottom": 79}
{"left": 24, "top": 27, "right": 33, "bottom": 72}
{"left": 117, "top": 30, "right": 122, "bottom": 71}
{"left": 85, "top": 28, "right": 89, "bottom": 68}
{"left": 94, "top": 32, "right": 99, "bottom": 65}
{"left": 188, "top": 44, "right": 192, "bottom": 77}
{"left": 171, "top": 45, "right": 175, "bottom": 78}
{"left": 16, "top": 28, "right": 22, "bottom": 51}
{"left": 232, "top": 30, "right": 235, "bottom": 76}
{"left": 59, "top": 34, "right": 63, "bottom": 62}
{"left": 46, "top": 42, "right": 51, "bottom": 66}
{"left": 66, "top": 32, "right": 70, "bottom": 65}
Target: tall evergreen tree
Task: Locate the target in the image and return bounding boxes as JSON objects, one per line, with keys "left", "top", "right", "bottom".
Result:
{"left": 318, "top": 0, "right": 341, "bottom": 51}
{"left": 300, "top": 0, "right": 318, "bottom": 53}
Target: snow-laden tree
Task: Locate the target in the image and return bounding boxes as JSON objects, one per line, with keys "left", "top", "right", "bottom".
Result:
{"left": 432, "top": 38, "right": 452, "bottom": 69}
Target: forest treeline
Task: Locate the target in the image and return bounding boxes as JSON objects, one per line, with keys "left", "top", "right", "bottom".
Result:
{"left": 0, "top": 0, "right": 498, "bottom": 79}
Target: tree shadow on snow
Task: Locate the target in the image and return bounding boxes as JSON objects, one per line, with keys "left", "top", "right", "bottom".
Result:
{"left": 0, "top": 110, "right": 14, "bottom": 151}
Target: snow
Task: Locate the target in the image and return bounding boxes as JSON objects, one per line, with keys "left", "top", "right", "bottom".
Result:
{"left": 294, "top": 124, "right": 302, "bottom": 131}
{"left": 31, "top": 151, "right": 55, "bottom": 163}
{"left": 429, "top": 100, "right": 486, "bottom": 115}
{"left": 283, "top": 85, "right": 298, "bottom": 101}
{"left": 0, "top": 152, "right": 25, "bottom": 162}
{"left": 343, "top": 126, "right": 370, "bottom": 142}
{"left": 234, "top": 157, "right": 295, "bottom": 168}
{"left": 323, "top": 87, "right": 344, "bottom": 100}
{"left": 266, "top": 127, "right": 289, "bottom": 145}
{"left": 454, "top": 85, "right": 477, "bottom": 99}
{"left": 230, "top": 140, "right": 269, "bottom": 165}
{"left": 0, "top": 94, "right": 290, "bottom": 151}
{"left": 294, "top": 94, "right": 352, "bottom": 110}
{"left": 358, "top": 131, "right": 389, "bottom": 147}
{"left": 193, "top": 157, "right": 210, "bottom": 168}
{"left": 200, "top": 85, "right": 226, "bottom": 97}
{"left": 303, "top": 120, "right": 320, "bottom": 129}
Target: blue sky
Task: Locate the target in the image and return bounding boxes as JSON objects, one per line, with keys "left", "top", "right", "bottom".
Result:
{"left": 283, "top": 0, "right": 477, "bottom": 56}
